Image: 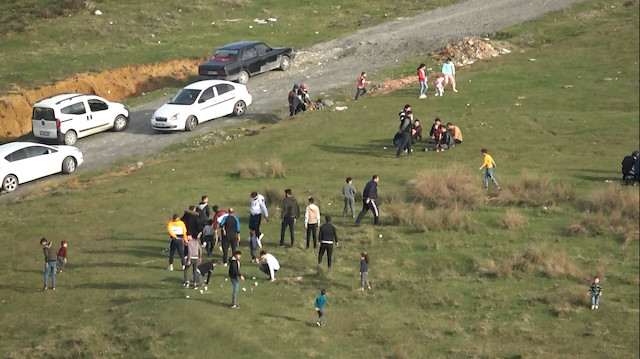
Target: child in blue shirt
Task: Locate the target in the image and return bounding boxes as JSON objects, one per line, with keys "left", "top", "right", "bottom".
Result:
{"left": 314, "top": 288, "right": 327, "bottom": 327}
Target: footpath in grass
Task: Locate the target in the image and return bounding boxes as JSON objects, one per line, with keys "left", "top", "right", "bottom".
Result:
{"left": 0, "top": 1, "right": 638, "bottom": 358}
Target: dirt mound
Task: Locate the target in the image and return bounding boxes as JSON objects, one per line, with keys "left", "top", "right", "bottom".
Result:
{"left": 0, "top": 58, "right": 203, "bottom": 141}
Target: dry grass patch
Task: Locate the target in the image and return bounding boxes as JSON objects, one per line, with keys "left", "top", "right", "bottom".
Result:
{"left": 484, "top": 246, "right": 585, "bottom": 280}
{"left": 495, "top": 174, "right": 575, "bottom": 206}
{"left": 386, "top": 202, "right": 473, "bottom": 232}
{"left": 502, "top": 209, "right": 528, "bottom": 229}
{"left": 410, "top": 165, "right": 484, "bottom": 210}
{"left": 237, "top": 159, "right": 286, "bottom": 179}
{"left": 570, "top": 186, "right": 639, "bottom": 238}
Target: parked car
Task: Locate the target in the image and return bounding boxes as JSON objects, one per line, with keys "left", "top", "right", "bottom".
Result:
{"left": 198, "top": 41, "right": 295, "bottom": 84}
{"left": 0, "top": 142, "right": 84, "bottom": 193}
{"left": 32, "top": 93, "right": 130, "bottom": 146}
{"left": 151, "top": 80, "right": 252, "bottom": 132}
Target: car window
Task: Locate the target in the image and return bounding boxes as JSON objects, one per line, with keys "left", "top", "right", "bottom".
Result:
{"left": 242, "top": 47, "right": 258, "bottom": 61}
{"left": 24, "top": 146, "right": 53, "bottom": 157}
{"left": 61, "top": 102, "right": 86, "bottom": 115}
{"left": 169, "top": 89, "right": 201, "bottom": 105}
{"left": 4, "top": 149, "right": 28, "bottom": 162}
{"left": 214, "top": 84, "right": 234, "bottom": 96}
{"left": 199, "top": 87, "right": 215, "bottom": 103}
{"left": 255, "top": 43, "right": 270, "bottom": 55}
{"left": 33, "top": 107, "right": 55, "bottom": 121}
{"left": 212, "top": 49, "right": 238, "bottom": 61}
{"left": 88, "top": 99, "right": 109, "bottom": 112}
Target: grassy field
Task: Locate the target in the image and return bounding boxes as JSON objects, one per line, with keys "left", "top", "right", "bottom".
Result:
{"left": 0, "top": 0, "right": 460, "bottom": 93}
{"left": 1, "top": 0, "right": 639, "bottom": 358}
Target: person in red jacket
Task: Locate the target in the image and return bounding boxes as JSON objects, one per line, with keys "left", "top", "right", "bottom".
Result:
{"left": 57, "top": 241, "right": 68, "bottom": 273}
{"left": 417, "top": 63, "right": 428, "bottom": 99}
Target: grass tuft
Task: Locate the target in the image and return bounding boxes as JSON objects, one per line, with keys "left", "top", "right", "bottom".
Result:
{"left": 570, "top": 186, "right": 639, "bottom": 238}
{"left": 237, "top": 159, "right": 286, "bottom": 179}
{"left": 410, "top": 165, "right": 484, "bottom": 210}
{"left": 484, "top": 247, "right": 585, "bottom": 280}
{"left": 502, "top": 209, "right": 528, "bottom": 229}
{"left": 495, "top": 174, "right": 575, "bottom": 206}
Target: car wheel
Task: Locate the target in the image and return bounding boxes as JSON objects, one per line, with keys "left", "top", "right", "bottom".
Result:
{"left": 2, "top": 174, "right": 18, "bottom": 193}
{"left": 63, "top": 130, "right": 78, "bottom": 146}
{"left": 233, "top": 101, "right": 247, "bottom": 116}
{"left": 279, "top": 55, "right": 291, "bottom": 71}
{"left": 113, "top": 115, "right": 128, "bottom": 132}
{"left": 185, "top": 116, "right": 198, "bottom": 131}
{"left": 62, "top": 157, "right": 77, "bottom": 174}
{"left": 237, "top": 70, "right": 250, "bottom": 84}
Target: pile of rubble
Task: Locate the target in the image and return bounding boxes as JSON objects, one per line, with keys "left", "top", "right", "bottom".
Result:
{"left": 431, "top": 37, "right": 510, "bottom": 66}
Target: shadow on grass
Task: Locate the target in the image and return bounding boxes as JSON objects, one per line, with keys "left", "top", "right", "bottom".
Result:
{"left": 84, "top": 245, "right": 162, "bottom": 259}
{"left": 261, "top": 313, "right": 317, "bottom": 327}
{"left": 314, "top": 139, "right": 395, "bottom": 158}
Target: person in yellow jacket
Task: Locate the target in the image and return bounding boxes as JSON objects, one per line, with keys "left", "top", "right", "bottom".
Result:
{"left": 479, "top": 148, "right": 500, "bottom": 190}
{"left": 167, "top": 213, "right": 188, "bottom": 271}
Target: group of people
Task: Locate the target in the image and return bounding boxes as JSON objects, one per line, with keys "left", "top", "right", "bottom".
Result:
{"left": 416, "top": 58, "right": 458, "bottom": 99}
{"left": 393, "top": 105, "right": 463, "bottom": 157}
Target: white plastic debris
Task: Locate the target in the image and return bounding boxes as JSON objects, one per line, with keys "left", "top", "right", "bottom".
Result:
{"left": 242, "top": 287, "right": 247, "bottom": 292}
{"left": 94, "top": 10, "right": 102, "bottom": 15}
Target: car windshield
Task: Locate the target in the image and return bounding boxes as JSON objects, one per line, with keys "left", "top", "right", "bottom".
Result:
{"left": 169, "top": 89, "right": 201, "bottom": 105}
{"left": 211, "top": 49, "right": 238, "bottom": 61}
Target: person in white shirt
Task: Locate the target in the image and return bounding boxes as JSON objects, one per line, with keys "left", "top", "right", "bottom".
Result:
{"left": 259, "top": 251, "right": 280, "bottom": 282}
{"left": 249, "top": 191, "right": 269, "bottom": 242}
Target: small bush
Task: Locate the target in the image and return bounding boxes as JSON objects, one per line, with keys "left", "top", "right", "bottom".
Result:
{"left": 495, "top": 174, "right": 575, "bottom": 206}
{"left": 264, "top": 159, "right": 286, "bottom": 178}
{"left": 410, "top": 165, "right": 484, "bottom": 210}
{"left": 237, "top": 159, "right": 286, "bottom": 179}
{"left": 262, "top": 187, "right": 280, "bottom": 208}
{"left": 386, "top": 202, "right": 473, "bottom": 232}
{"left": 570, "top": 186, "right": 639, "bottom": 238}
{"left": 484, "top": 246, "right": 585, "bottom": 280}
{"left": 502, "top": 209, "right": 528, "bottom": 229}
{"left": 237, "top": 160, "right": 263, "bottom": 179}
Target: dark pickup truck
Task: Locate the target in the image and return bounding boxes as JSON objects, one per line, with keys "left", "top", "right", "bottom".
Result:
{"left": 198, "top": 41, "right": 295, "bottom": 84}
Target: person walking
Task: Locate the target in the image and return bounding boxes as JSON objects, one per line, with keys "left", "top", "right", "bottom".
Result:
{"left": 417, "top": 63, "right": 428, "bottom": 99}
{"left": 354, "top": 72, "right": 370, "bottom": 101}
{"left": 228, "top": 251, "right": 245, "bottom": 309}
{"left": 441, "top": 57, "right": 457, "bottom": 92}
{"left": 220, "top": 208, "right": 241, "bottom": 266}
{"left": 318, "top": 216, "right": 339, "bottom": 269}
{"left": 342, "top": 177, "right": 357, "bottom": 217}
{"left": 249, "top": 192, "right": 269, "bottom": 243}
{"left": 40, "top": 237, "right": 57, "bottom": 291}
{"left": 167, "top": 213, "right": 188, "bottom": 271}
{"left": 305, "top": 197, "right": 321, "bottom": 249}
{"left": 280, "top": 188, "right": 300, "bottom": 247}
{"left": 355, "top": 175, "right": 380, "bottom": 226}
{"left": 478, "top": 149, "right": 500, "bottom": 189}
{"left": 183, "top": 236, "right": 202, "bottom": 287}
{"left": 314, "top": 289, "right": 328, "bottom": 327}
{"left": 359, "top": 252, "right": 371, "bottom": 291}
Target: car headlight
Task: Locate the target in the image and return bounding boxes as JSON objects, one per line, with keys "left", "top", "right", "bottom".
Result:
{"left": 169, "top": 114, "right": 179, "bottom": 121}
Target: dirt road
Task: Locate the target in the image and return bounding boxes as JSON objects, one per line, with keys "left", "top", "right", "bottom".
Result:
{"left": 1, "top": 0, "right": 588, "bottom": 202}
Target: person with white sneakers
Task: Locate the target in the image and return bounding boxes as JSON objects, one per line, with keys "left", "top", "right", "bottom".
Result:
{"left": 249, "top": 191, "right": 269, "bottom": 244}
{"left": 259, "top": 251, "right": 280, "bottom": 282}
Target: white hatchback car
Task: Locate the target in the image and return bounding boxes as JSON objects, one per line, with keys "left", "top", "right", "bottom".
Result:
{"left": 0, "top": 142, "right": 84, "bottom": 193}
{"left": 151, "top": 80, "right": 252, "bottom": 132}
{"left": 32, "top": 93, "right": 130, "bottom": 145}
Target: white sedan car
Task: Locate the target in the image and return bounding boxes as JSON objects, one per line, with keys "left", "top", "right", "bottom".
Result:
{"left": 151, "top": 80, "right": 252, "bottom": 132}
{"left": 0, "top": 142, "right": 84, "bottom": 193}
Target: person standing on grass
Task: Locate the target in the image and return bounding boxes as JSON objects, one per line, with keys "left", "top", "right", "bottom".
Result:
{"left": 183, "top": 235, "right": 202, "bottom": 287}
{"left": 305, "top": 197, "right": 321, "bottom": 249}
{"left": 588, "top": 277, "right": 603, "bottom": 310}
{"left": 221, "top": 208, "right": 241, "bottom": 266}
{"left": 314, "top": 288, "right": 328, "bottom": 327}
{"left": 196, "top": 195, "right": 211, "bottom": 245}
{"left": 342, "top": 177, "right": 357, "bottom": 218}
{"left": 167, "top": 213, "right": 188, "bottom": 271}
{"left": 40, "top": 237, "right": 57, "bottom": 291}
{"left": 359, "top": 252, "right": 371, "bottom": 291}
{"left": 417, "top": 63, "right": 428, "bottom": 99}
{"left": 202, "top": 220, "right": 214, "bottom": 257}
{"left": 434, "top": 73, "right": 445, "bottom": 96}
{"left": 354, "top": 72, "right": 370, "bottom": 101}
{"left": 247, "top": 229, "right": 262, "bottom": 263}
{"left": 318, "top": 215, "right": 339, "bottom": 269}
{"left": 212, "top": 205, "right": 228, "bottom": 250}
{"left": 396, "top": 111, "right": 414, "bottom": 157}
{"left": 441, "top": 57, "right": 457, "bottom": 92}
{"left": 280, "top": 188, "right": 300, "bottom": 247}
{"left": 355, "top": 175, "right": 380, "bottom": 226}
{"left": 181, "top": 205, "right": 200, "bottom": 247}
{"left": 249, "top": 192, "right": 269, "bottom": 243}
{"left": 259, "top": 251, "right": 280, "bottom": 282}
{"left": 478, "top": 149, "right": 500, "bottom": 189}
{"left": 57, "top": 240, "right": 68, "bottom": 274}
{"left": 228, "top": 251, "right": 245, "bottom": 309}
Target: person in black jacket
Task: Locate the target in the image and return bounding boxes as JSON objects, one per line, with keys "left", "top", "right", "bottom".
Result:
{"left": 396, "top": 111, "right": 414, "bottom": 157}
{"left": 280, "top": 188, "right": 301, "bottom": 247}
{"left": 318, "top": 216, "right": 339, "bottom": 269}
{"left": 228, "top": 251, "right": 244, "bottom": 309}
{"left": 196, "top": 259, "right": 217, "bottom": 286}
{"left": 181, "top": 205, "right": 199, "bottom": 245}
{"left": 355, "top": 175, "right": 380, "bottom": 226}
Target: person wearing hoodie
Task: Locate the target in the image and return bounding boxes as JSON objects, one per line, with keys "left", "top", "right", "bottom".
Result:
{"left": 183, "top": 236, "right": 202, "bottom": 287}
{"left": 40, "top": 237, "right": 57, "bottom": 290}
{"left": 181, "top": 205, "right": 200, "bottom": 246}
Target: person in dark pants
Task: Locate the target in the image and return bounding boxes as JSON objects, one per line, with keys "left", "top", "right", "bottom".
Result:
{"left": 355, "top": 175, "right": 380, "bottom": 226}
{"left": 396, "top": 111, "right": 414, "bottom": 157}
{"left": 280, "top": 188, "right": 300, "bottom": 247}
{"left": 181, "top": 205, "right": 200, "bottom": 244}
{"left": 249, "top": 192, "right": 269, "bottom": 243}
{"left": 228, "top": 251, "right": 244, "bottom": 309}
{"left": 305, "top": 197, "right": 321, "bottom": 249}
{"left": 167, "top": 213, "right": 188, "bottom": 271}
{"left": 220, "top": 208, "right": 240, "bottom": 266}
{"left": 318, "top": 215, "right": 339, "bottom": 268}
